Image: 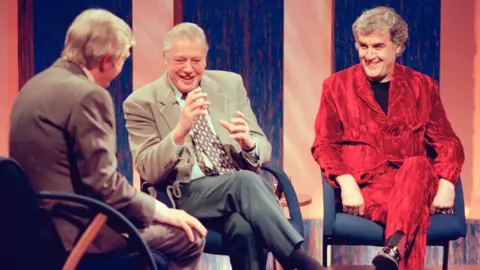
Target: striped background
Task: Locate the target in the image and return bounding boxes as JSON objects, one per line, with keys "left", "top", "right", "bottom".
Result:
{"left": 1, "top": 0, "right": 479, "bottom": 267}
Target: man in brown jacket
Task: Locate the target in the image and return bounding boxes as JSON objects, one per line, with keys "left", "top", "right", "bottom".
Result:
{"left": 9, "top": 9, "right": 205, "bottom": 270}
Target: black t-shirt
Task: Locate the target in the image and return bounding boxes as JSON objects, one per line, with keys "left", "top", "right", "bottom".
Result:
{"left": 369, "top": 80, "right": 390, "bottom": 114}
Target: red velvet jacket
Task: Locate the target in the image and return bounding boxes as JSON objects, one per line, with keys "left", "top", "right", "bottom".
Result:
{"left": 312, "top": 64, "right": 464, "bottom": 188}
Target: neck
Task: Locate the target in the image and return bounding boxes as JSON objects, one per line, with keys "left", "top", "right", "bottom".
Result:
{"left": 89, "top": 68, "right": 110, "bottom": 88}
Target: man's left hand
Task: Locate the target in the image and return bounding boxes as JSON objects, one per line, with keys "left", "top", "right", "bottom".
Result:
{"left": 219, "top": 111, "right": 255, "bottom": 151}
{"left": 431, "top": 178, "right": 455, "bottom": 215}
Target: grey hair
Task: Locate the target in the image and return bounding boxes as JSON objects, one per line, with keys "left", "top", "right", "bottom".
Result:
{"left": 61, "top": 8, "right": 135, "bottom": 69}
{"left": 163, "top": 22, "right": 209, "bottom": 52}
{"left": 352, "top": 6, "right": 408, "bottom": 53}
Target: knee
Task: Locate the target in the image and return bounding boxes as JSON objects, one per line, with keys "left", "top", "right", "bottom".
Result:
{"left": 191, "top": 233, "right": 206, "bottom": 255}
{"left": 176, "top": 229, "right": 205, "bottom": 258}
{"left": 225, "top": 213, "right": 255, "bottom": 240}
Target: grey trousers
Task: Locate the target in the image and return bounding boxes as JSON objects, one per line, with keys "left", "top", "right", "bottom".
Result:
{"left": 202, "top": 212, "right": 268, "bottom": 270}
{"left": 140, "top": 222, "right": 205, "bottom": 270}
{"left": 176, "top": 170, "right": 304, "bottom": 266}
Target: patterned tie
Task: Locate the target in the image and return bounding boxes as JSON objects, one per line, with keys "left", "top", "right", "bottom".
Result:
{"left": 182, "top": 93, "right": 238, "bottom": 176}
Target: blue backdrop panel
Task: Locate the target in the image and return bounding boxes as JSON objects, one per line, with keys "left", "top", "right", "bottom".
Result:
{"left": 181, "top": 0, "right": 284, "bottom": 168}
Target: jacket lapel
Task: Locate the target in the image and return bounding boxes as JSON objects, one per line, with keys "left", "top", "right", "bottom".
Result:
{"left": 354, "top": 64, "right": 386, "bottom": 116}
{"left": 388, "top": 64, "right": 410, "bottom": 115}
{"left": 200, "top": 75, "right": 232, "bottom": 145}
{"left": 155, "top": 73, "right": 180, "bottom": 131}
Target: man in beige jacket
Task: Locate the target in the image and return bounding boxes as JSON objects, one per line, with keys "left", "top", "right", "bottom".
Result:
{"left": 123, "top": 22, "right": 323, "bottom": 270}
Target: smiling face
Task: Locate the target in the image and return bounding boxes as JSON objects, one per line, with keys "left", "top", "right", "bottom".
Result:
{"left": 356, "top": 31, "right": 403, "bottom": 82}
{"left": 164, "top": 37, "right": 207, "bottom": 93}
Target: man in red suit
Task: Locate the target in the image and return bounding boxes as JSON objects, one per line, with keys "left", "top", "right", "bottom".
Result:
{"left": 311, "top": 6, "right": 464, "bottom": 270}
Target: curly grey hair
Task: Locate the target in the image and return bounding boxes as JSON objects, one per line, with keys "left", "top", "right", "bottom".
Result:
{"left": 352, "top": 6, "right": 408, "bottom": 53}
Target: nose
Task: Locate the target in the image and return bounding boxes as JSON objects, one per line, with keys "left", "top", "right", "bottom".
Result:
{"left": 365, "top": 48, "right": 375, "bottom": 60}
{"left": 183, "top": 60, "right": 193, "bottom": 73}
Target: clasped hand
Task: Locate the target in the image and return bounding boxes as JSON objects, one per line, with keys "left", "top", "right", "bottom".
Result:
{"left": 173, "top": 88, "right": 209, "bottom": 143}
{"left": 430, "top": 178, "right": 455, "bottom": 215}
{"left": 172, "top": 87, "right": 255, "bottom": 151}
{"left": 337, "top": 175, "right": 456, "bottom": 217}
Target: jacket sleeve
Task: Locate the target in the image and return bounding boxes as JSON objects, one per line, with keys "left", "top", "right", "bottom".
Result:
{"left": 123, "top": 96, "right": 184, "bottom": 185}
{"left": 67, "top": 89, "right": 157, "bottom": 228}
{"left": 311, "top": 80, "right": 348, "bottom": 188}
{"left": 424, "top": 80, "right": 465, "bottom": 186}
{"left": 234, "top": 74, "right": 272, "bottom": 168}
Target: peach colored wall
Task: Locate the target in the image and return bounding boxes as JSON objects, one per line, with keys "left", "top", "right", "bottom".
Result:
{"left": 284, "top": 0, "right": 333, "bottom": 219}
{"left": 440, "top": 0, "right": 480, "bottom": 219}
{"left": 0, "top": 1, "right": 18, "bottom": 157}
{"left": 473, "top": 0, "right": 480, "bottom": 220}
{"left": 132, "top": 0, "right": 174, "bottom": 190}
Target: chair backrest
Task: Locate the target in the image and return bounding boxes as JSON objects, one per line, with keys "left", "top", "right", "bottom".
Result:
{"left": 452, "top": 179, "right": 467, "bottom": 237}
{"left": 0, "top": 157, "right": 53, "bottom": 269}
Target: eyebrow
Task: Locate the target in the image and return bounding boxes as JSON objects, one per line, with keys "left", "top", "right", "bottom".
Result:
{"left": 358, "top": 42, "right": 385, "bottom": 47}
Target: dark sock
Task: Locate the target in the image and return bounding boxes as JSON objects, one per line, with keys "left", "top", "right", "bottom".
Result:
{"left": 288, "top": 248, "right": 324, "bottom": 270}
{"left": 386, "top": 231, "right": 406, "bottom": 257}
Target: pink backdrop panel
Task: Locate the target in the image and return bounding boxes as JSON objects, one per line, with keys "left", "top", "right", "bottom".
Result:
{"left": 0, "top": 1, "right": 18, "bottom": 157}
{"left": 284, "top": 0, "right": 333, "bottom": 219}
{"left": 440, "top": 0, "right": 480, "bottom": 219}
{"left": 132, "top": 0, "right": 174, "bottom": 190}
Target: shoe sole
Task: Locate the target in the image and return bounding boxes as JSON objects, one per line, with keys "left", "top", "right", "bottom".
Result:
{"left": 372, "top": 253, "right": 399, "bottom": 270}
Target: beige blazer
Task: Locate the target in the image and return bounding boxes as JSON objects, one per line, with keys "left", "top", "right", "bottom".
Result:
{"left": 123, "top": 70, "right": 272, "bottom": 205}
{"left": 9, "top": 59, "right": 156, "bottom": 253}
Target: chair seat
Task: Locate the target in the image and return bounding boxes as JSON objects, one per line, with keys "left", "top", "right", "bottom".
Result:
{"left": 327, "top": 213, "right": 465, "bottom": 246}
{"left": 204, "top": 228, "right": 226, "bottom": 254}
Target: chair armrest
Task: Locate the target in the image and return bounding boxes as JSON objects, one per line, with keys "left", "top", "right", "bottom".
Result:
{"left": 453, "top": 179, "right": 467, "bottom": 237}
{"left": 260, "top": 164, "right": 304, "bottom": 237}
{"left": 37, "top": 191, "right": 157, "bottom": 270}
{"left": 321, "top": 170, "right": 336, "bottom": 236}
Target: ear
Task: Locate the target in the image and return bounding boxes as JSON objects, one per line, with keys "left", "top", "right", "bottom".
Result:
{"left": 162, "top": 51, "right": 168, "bottom": 65}
{"left": 98, "top": 54, "right": 112, "bottom": 72}
{"left": 395, "top": 44, "right": 404, "bottom": 56}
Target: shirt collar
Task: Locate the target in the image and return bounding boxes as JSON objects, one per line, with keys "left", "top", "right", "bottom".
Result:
{"left": 168, "top": 75, "right": 184, "bottom": 102}
{"left": 168, "top": 75, "right": 202, "bottom": 101}
{"left": 80, "top": 65, "right": 95, "bottom": 83}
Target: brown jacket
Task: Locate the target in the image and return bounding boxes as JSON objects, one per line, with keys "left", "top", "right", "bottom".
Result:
{"left": 123, "top": 71, "right": 272, "bottom": 206}
{"left": 9, "top": 59, "right": 156, "bottom": 253}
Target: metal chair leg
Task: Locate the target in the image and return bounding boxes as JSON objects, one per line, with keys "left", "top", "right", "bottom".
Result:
{"left": 443, "top": 242, "right": 449, "bottom": 270}
{"left": 322, "top": 242, "right": 328, "bottom": 267}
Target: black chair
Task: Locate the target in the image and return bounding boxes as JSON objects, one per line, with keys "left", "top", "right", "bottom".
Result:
{"left": 142, "top": 164, "right": 305, "bottom": 268}
{"left": 322, "top": 171, "right": 467, "bottom": 269}
{"left": 0, "top": 157, "right": 167, "bottom": 270}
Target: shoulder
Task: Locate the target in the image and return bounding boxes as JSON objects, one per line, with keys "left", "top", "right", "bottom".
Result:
{"left": 204, "top": 70, "right": 243, "bottom": 84}
{"left": 395, "top": 64, "right": 437, "bottom": 87}
{"left": 124, "top": 76, "right": 168, "bottom": 106}
{"left": 324, "top": 64, "right": 360, "bottom": 85}
{"left": 321, "top": 64, "right": 360, "bottom": 96}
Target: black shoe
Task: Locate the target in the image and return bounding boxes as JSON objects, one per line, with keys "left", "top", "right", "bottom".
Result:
{"left": 372, "top": 245, "right": 400, "bottom": 270}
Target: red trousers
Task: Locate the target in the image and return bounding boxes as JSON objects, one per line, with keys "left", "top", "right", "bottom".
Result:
{"left": 361, "top": 156, "right": 439, "bottom": 270}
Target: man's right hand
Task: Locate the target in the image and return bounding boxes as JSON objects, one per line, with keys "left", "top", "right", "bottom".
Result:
{"left": 172, "top": 87, "right": 209, "bottom": 145}
{"left": 336, "top": 174, "right": 365, "bottom": 216}
{"left": 154, "top": 208, "right": 207, "bottom": 242}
